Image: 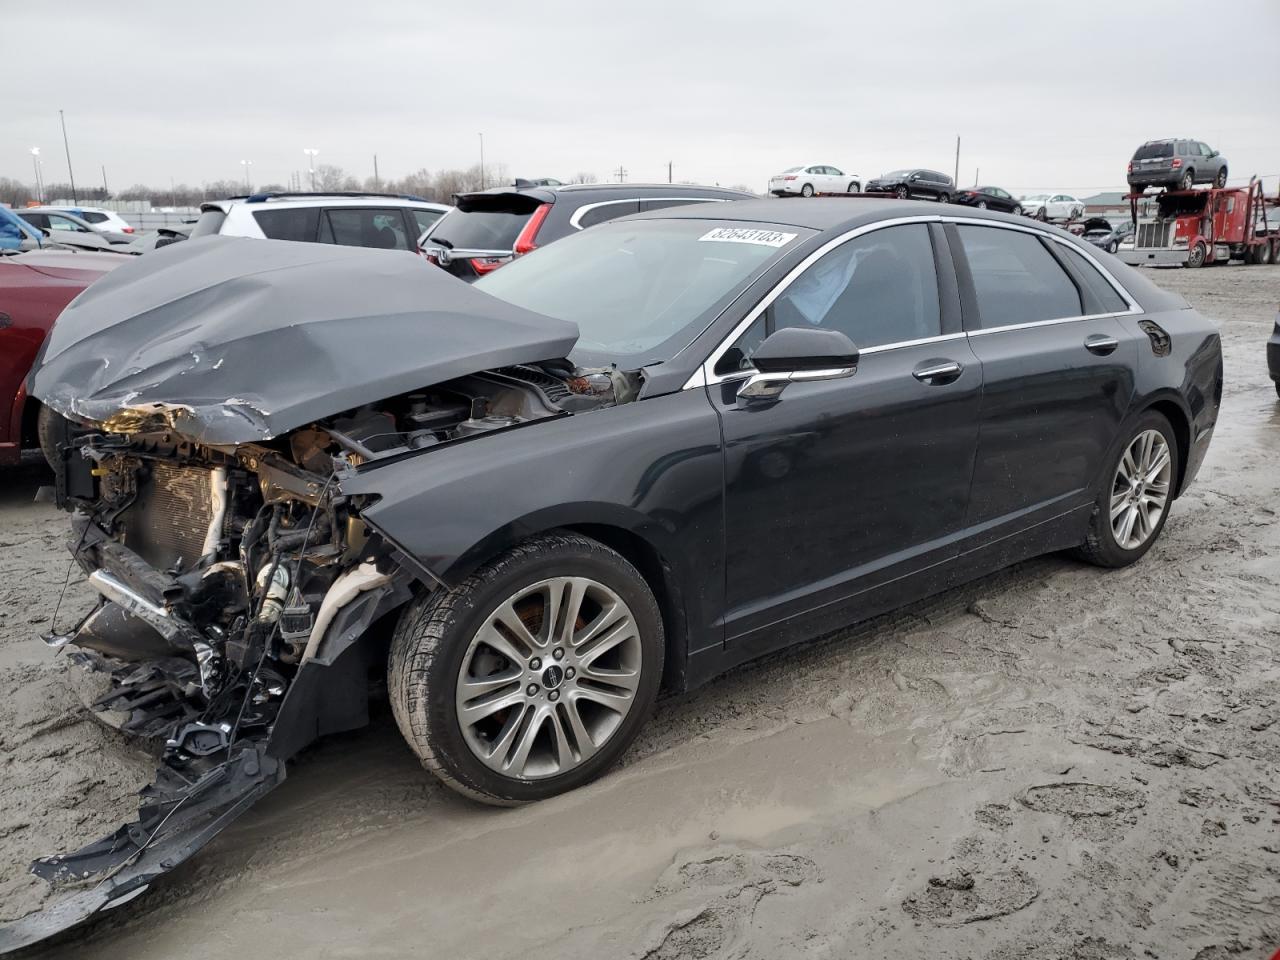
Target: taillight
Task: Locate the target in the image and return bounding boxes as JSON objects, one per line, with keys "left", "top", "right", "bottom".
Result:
{"left": 513, "top": 203, "right": 551, "bottom": 256}
{"left": 470, "top": 256, "right": 509, "bottom": 275}
{"left": 123, "top": 226, "right": 135, "bottom": 233}
{"left": 783, "top": 175, "right": 797, "bottom": 181}
{"left": 1171, "top": 158, "right": 1182, "bottom": 168}
{"left": 1127, "top": 161, "right": 1133, "bottom": 174}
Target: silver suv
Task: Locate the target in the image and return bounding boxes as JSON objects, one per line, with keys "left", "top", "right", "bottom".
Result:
{"left": 1127, "top": 139, "right": 1228, "bottom": 193}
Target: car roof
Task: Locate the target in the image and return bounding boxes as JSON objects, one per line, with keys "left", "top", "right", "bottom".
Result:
{"left": 457, "top": 182, "right": 755, "bottom": 205}
{"left": 625, "top": 197, "right": 1037, "bottom": 232}
{"left": 202, "top": 195, "right": 450, "bottom": 213}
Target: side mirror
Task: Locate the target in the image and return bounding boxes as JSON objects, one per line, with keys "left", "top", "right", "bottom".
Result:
{"left": 737, "top": 327, "right": 858, "bottom": 405}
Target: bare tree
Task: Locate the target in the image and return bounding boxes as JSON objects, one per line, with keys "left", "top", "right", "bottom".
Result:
{"left": 569, "top": 172, "right": 599, "bottom": 184}
{"left": 0, "top": 177, "right": 34, "bottom": 207}
{"left": 314, "top": 165, "right": 358, "bottom": 192}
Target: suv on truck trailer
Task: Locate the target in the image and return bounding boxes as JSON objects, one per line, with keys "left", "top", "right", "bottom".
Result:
{"left": 1127, "top": 139, "right": 1228, "bottom": 193}
{"left": 419, "top": 182, "right": 755, "bottom": 281}
{"left": 1117, "top": 180, "right": 1279, "bottom": 268}
{"left": 188, "top": 192, "right": 451, "bottom": 252}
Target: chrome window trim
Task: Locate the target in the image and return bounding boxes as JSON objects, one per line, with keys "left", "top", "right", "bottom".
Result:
{"left": 568, "top": 196, "right": 731, "bottom": 230}
{"left": 682, "top": 214, "right": 1145, "bottom": 391}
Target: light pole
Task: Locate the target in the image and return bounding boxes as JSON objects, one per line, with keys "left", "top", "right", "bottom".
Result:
{"left": 59, "top": 109, "right": 77, "bottom": 203}
{"left": 30, "top": 147, "right": 42, "bottom": 203}
{"left": 240, "top": 159, "right": 253, "bottom": 193}
{"left": 478, "top": 133, "right": 485, "bottom": 190}
{"left": 303, "top": 148, "right": 319, "bottom": 191}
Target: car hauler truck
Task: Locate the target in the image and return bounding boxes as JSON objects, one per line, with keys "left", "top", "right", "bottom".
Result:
{"left": 1118, "top": 178, "right": 1279, "bottom": 267}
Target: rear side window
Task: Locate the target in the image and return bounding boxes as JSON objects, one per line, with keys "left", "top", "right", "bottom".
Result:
{"left": 577, "top": 200, "right": 638, "bottom": 229}
{"left": 20, "top": 213, "right": 49, "bottom": 229}
{"left": 428, "top": 208, "right": 533, "bottom": 250}
{"left": 1134, "top": 142, "right": 1174, "bottom": 161}
{"left": 252, "top": 208, "right": 319, "bottom": 242}
{"left": 957, "top": 225, "right": 1082, "bottom": 329}
{"left": 1058, "top": 245, "right": 1128, "bottom": 314}
{"left": 319, "top": 209, "right": 410, "bottom": 250}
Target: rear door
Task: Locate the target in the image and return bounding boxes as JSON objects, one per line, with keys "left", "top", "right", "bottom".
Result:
{"left": 948, "top": 222, "right": 1140, "bottom": 542}
{"left": 708, "top": 221, "right": 982, "bottom": 656}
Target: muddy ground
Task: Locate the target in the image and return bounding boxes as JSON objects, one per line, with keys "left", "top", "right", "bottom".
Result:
{"left": 0, "top": 266, "right": 1277, "bottom": 960}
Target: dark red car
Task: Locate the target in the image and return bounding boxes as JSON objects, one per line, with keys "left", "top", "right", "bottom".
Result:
{"left": 0, "top": 251, "right": 126, "bottom": 466}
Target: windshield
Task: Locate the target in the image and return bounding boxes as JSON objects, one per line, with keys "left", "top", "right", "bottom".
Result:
{"left": 475, "top": 218, "right": 811, "bottom": 366}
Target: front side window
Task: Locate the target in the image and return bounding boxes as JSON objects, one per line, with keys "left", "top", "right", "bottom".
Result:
{"left": 48, "top": 215, "right": 87, "bottom": 233}
{"left": 957, "top": 225, "right": 1083, "bottom": 329}
{"left": 767, "top": 224, "right": 941, "bottom": 349}
{"left": 476, "top": 219, "right": 810, "bottom": 366}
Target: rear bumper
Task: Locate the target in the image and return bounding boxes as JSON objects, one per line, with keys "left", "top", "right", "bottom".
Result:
{"left": 1119, "top": 248, "right": 1189, "bottom": 266}
{"left": 1128, "top": 171, "right": 1176, "bottom": 188}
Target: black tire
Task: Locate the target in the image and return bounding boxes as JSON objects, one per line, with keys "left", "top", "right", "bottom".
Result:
{"left": 1108, "top": 240, "right": 1119, "bottom": 254}
{"left": 938, "top": 192, "right": 951, "bottom": 204}
{"left": 1275, "top": 381, "right": 1280, "bottom": 400}
{"left": 976, "top": 200, "right": 988, "bottom": 209}
{"left": 388, "top": 531, "right": 664, "bottom": 806}
{"left": 1188, "top": 241, "right": 1207, "bottom": 268}
{"left": 1074, "top": 410, "right": 1179, "bottom": 569}
{"left": 35, "top": 405, "right": 63, "bottom": 469}
{"left": 847, "top": 181, "right": 859, "bottom": 194}
{"left": 1179, "top": 169, "right": 1194, "bottom": 191}
{"left": 800, "top": 183, "right": 815, "bottom": 198}
{"left": 1036, "top": 207, "right": 1048, "bottom": 221}
{"left": 1214, "top": 166, "right": 1227, "bottom": 188}
{"left": 895, "top": 185, "right": 909, "bottom": 199}
{"left": 1013, "top": 204, "right": 1023, "bottom": 216}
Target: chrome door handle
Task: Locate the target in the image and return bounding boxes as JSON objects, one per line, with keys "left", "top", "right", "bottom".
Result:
{"left": 1084, "top": 334, "right": 1119, "bottom": 356}
{"left": 912, "top": 360, "right": 963, "bottom": 383}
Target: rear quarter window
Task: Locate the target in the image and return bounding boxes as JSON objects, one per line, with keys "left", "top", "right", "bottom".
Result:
{"left": 1058, "top": 245, "right": 1129, "bottom": 314}
{"left": 576, "top": 200, "right": 638, "bottom": 229}
{"left": 80, "top": 211, "right": 108, "bottom": 224}
{"left": 252, "top": 207, "right": 320, "bottom": 242}
{"left": 957, "top": 225, "right": 1083, "bottom": 329}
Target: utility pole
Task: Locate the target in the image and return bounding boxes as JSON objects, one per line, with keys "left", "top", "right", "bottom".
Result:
{"left": 59, "top": 109, "right": 77, "bottom": 203}
{"left": 101, "top": 165, "right": 109, "bottom": 198}
{"left": 30, "top": 148, "right": 42, "bottom": 204}
{"left": 373, "top": 154, "right": 380, "bottom": 191}
{"left": 974, "top": 167, "right": 979, "bottom": 186}
{"left": 615, "top": 164, "right": 627, "bottom": 183}
{"left": 478, "top": 133, "right": 485, "bottom": 190}
{"left": 668, "top": 161, "right": 672, "bottom": 184}
{"left": 953, "top": 135, "right": 960, "bottom": 189}
{"left": 303, "top": 148, "right": 319, "bottom": 191}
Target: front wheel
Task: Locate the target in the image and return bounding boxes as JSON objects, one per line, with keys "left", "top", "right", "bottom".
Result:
{"left": 1188, "top": 241, "right": 1207, "bottom": 268}
{"left": 1013, "top": 205, "right": 1023, "bottom": 216}
{"left": 1108, "top": 240, "right": 1119, "bottom": 254}
{"left": 35, "top": 405, "right": 66, "bottom": 469}
{"left": 895, "top": 185, "right": 909, "bottom": 199}
{"left": 1035, "top": 207, "right": 1048, "bottom": 221}
{"left": 938, "top": 192, "right": 950, "bottom": 204}
{"left": 388, "top": 532, "right": 664, "bottom": 805}
{"left": 800, "top": 183, "right": 815, "bottom": 198}
{"left": 1075, "top": 412, "right": 1178, "bottom": 568}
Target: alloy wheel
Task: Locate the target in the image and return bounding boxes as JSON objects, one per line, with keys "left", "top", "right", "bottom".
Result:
{"left": 455, "top": 576, "right": 643, "bottom": 781}
{"left": 1110, "top": 429, "right": 1172, "bottom": 550}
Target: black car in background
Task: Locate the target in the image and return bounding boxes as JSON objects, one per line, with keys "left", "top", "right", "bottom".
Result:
{"left": 1127, "top": 139, "right": 1228, "bottom": 192}
{"left": 420, "top": 182, "right": 755, "bottom": 281}
{"left": 1081, "top": 217, "right": 1134, "bottom": 255}
{"left": 864, "top": 169, "right": 954, "bottom": 202}
{"left": 951, "top": 186, "right": 1022, "bottom": 214}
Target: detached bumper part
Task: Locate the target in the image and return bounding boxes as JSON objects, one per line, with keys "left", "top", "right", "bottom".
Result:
{"left": 0, "top": 745, "right": 283, "bottom": 955}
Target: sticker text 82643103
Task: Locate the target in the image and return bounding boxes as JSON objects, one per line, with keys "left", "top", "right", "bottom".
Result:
{"left": 698, "top": 227, "right": 798, "bottom": 247}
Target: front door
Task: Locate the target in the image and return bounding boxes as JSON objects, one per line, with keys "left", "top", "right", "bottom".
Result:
{"left": 706, "top": 222, "right": 982, "bottom": 655}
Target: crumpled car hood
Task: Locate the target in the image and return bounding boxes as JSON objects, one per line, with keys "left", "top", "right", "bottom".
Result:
{"left": 28, "top": 235, "right": 579, "bottom": 444}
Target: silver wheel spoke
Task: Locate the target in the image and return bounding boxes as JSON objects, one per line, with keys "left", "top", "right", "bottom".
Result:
{"left": 457, "top": 575, "right": 643, "bottom": 781}
{"left": 1109, "top": 429, "right": 1171, "bottom": 551}
{"left": 1144, "top": 449, "right": 1170, "bottom": 483}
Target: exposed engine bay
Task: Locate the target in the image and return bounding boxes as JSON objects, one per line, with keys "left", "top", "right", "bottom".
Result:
{"left": 0, "top": 362, "right": 632, "bottom": 952}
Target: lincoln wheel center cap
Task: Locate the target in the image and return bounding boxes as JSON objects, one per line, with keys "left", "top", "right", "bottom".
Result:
{"left": 541, "top": 665, "right": 565, "bottom": 690}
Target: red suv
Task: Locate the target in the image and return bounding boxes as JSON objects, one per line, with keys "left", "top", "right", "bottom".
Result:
{"left": 0, "top": 251, "right": 126, "bottom": 466}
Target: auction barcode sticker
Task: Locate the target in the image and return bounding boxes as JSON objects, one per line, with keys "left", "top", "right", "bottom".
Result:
{"left": 698, "top": 227, "right": 797, "bottom": 247}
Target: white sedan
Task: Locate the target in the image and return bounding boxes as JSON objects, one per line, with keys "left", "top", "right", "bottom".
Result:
{"left": 1020, "top": 193, "right": 1085, "bottom": 221}
{"left": 769, "top": 164, "right": 861, "bottom": 198}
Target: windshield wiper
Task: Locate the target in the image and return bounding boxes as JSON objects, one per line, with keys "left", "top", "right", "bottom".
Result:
{"left": 430, "top": 237, "right": 454, "bottom": 250}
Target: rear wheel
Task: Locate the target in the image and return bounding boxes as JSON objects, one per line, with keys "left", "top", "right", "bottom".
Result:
{"left": 1013, "top": 204, "right": 1023, "bottom": 216}
{"left": 801, "top": 183, "right": 815, "bottom": 198}
{"left": 388, "top": 532, "right": 663, "bottom": 805}
{"left": 976, "top": 200, "right": 988, "bottom": 209}
{"left": 1035, "top": 207, "right": 1048, "bottom": 221}
{"left": 1108, "top": 240, "right": 1119, "bottom": 254}
{"left": 938, "top": 192, "right": 951, "bottom": 204}
{"left": 895, "top": 185, "right": 909, "bottom": 200}
{"left": 1179, "top": 169, "right": 1195, "bottom": 190}
{"left": 1075, "top": 412, "right": 1178, "bottom": 568}
{"left": 847, "top": 181, "right": 859, "bottom": 194}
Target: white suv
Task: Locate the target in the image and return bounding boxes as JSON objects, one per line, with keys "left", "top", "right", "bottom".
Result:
{"left": 188, "top": 193, "right": 451, "bottom": 252}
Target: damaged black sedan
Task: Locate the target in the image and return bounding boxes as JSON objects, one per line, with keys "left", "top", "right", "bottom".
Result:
{"left": 4, "top": 200, "right": 1221, "bottom": 950}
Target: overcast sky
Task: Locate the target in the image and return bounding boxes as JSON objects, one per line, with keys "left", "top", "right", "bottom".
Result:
{"left": 4, "top": 0, "right": 1279, "bottom": 198}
